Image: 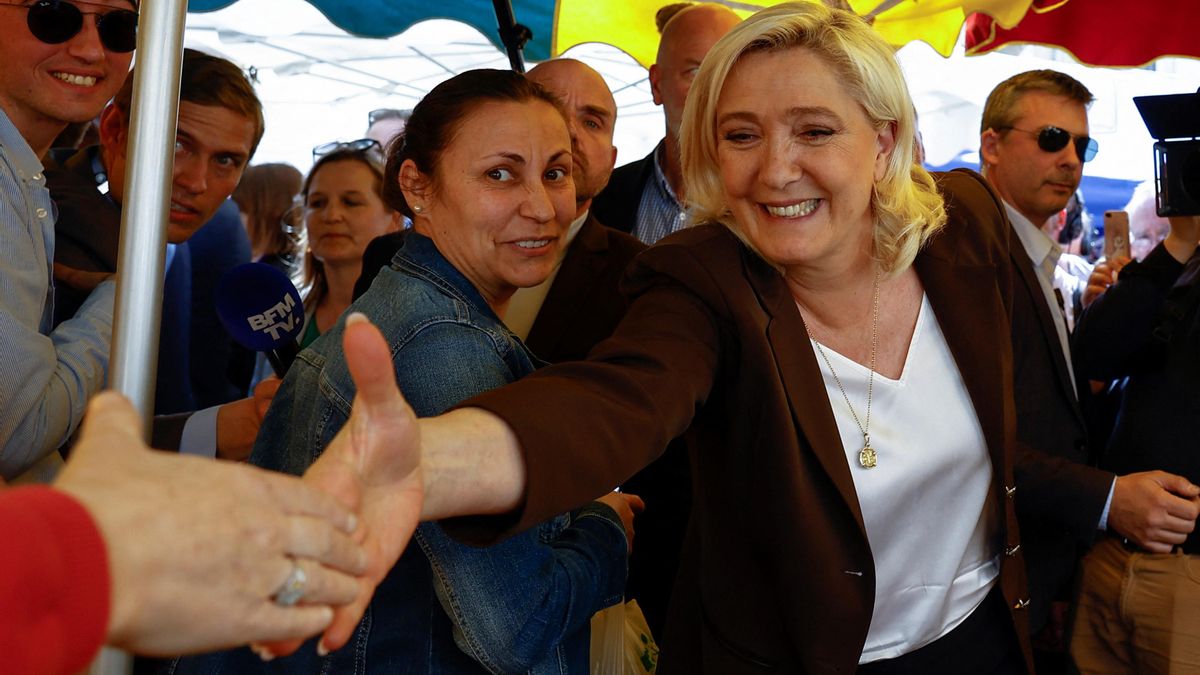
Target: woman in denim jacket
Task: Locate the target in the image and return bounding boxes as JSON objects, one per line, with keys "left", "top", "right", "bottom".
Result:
{"left": 171, "top": 71, "right": 636, "bottom": 675}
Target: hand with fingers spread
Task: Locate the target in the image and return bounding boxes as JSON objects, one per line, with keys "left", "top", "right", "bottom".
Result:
{"left": 298, "top": 312, "right": 426, "bottom": 655}
{"left": 53, "top": 391, "right": 370, "bottom": 656}
{"left": 1107, "top": 471, "right": 1200, "bottom": 553}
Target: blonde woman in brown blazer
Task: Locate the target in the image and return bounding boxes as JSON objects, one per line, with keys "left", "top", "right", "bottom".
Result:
{"left": 303, "top": 4, "right": 1047, "bottom": 673}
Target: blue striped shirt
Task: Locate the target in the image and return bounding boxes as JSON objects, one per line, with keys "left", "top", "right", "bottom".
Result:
{"left": 631, "top": 143, "right": 689, "bottom": 245}
{"left": 0, "top": 109, "right": 114, "bottom": 479}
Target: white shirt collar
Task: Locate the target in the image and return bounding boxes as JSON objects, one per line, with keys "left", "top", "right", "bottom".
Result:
{"left": 1003, "top": 200, "right": 1062, "bottom": 280}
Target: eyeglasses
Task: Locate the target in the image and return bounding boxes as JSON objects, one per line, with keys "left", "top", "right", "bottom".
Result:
{"left": 996, "top": 125, "right": 1098, "bottom": 163}
{"left": 0, "top": 0, "right": 138, "bottom": 53}
{"left": 312, "top": 138, "right": 381, "bottom": 161}
{"left": 367, "top": 108, "right": 411, "bottom": 127}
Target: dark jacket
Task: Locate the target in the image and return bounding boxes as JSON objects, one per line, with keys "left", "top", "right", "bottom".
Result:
{"left": 1074, "top": 242, "right": 1200, "bottom": 552}
{"left": 45, "top": 147, "right": 253, "bottom": 442}
{"left": 590, "top": 145, "right": 657, "bottom": 236}
{"left": 1007, "top": 219, "right": 1113, "bottom": 632}
{"left": 45, "top": 147, "right": 197, "bottom": 415}
{"left": 462, "top": 170, "right": 1038, "bottom": 674}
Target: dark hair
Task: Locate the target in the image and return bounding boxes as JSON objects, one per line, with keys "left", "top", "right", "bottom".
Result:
{"left": 381, "top": 69, "right": 565, "bottom": 218}
{"left": 113, "top": 48, "right": 265, "bottom": 157}
{"left": 232, "top": 162, "right": 302, "bottom": 263}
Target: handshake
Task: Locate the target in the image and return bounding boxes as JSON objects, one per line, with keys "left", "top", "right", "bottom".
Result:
{"left": 53, "top": 313, "right": 424, "bottom": 660}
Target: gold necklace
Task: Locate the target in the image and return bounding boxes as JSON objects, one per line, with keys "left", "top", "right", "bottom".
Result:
{"left": 804, "top": 269, "right": 882, "bottom": 469}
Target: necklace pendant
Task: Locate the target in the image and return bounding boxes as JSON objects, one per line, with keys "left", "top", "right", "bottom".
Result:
{"left": 859, "top": 445, "right": 877, "bottom": 469}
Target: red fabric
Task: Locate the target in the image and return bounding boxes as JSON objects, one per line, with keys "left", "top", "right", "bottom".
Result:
{"left": 0, "top": 486, "right": 110, "bottom": 675}
{"left": 966, "top": 0, "right": 1200, "bottom": 67}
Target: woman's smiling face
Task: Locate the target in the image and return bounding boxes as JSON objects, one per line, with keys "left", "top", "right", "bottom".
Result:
{"left": 406, "top": 99, "right": 575, "bottom": 308}
{"left": 714, "top": 47, "right": 894, "bottom": 274}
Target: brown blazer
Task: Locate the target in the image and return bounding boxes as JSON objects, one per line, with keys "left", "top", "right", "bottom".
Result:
{"left": 462, "top": 170, "right": 1033, "bottom": 674}
{"left": 524, "top": 214, "right": 645, "bottom": 362}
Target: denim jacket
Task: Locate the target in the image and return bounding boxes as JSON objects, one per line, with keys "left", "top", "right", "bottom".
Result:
{"left": 170, "top": 233, "right": 626, "bottom": 675}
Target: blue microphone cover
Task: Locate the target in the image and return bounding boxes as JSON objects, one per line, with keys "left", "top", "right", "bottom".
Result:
{"left": 215, "top": 263, "right": 306, "bottom": 352}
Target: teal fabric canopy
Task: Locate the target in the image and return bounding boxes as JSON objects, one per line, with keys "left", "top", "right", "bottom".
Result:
{"left": 187, "top": 0, "right": 556, "bottom": 60}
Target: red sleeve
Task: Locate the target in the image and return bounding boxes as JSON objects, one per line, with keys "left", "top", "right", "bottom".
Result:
{"left": 0, "top": 486, "right": 110, "bottom": 675}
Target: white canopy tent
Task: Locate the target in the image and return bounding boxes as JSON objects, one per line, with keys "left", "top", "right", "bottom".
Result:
{"left": 184, "top": 0, "right": 1200, "bottom": 186}
{"left": 184, "top": 0, "right": 664, "bottom": 173}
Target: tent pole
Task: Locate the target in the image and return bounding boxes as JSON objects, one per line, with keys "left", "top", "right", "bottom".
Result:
{"left": 492, "top": 0, "right": 532, "bottom": 72}
{"left": 89, "top": 0, "right": 188, "bottom": 670}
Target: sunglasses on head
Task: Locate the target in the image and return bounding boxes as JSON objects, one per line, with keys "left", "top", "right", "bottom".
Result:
{"left": 1, "top": 0, "right": 138, "bottom": 53}
{"left": 997, "top": 125, "right": 1098, "bottom": 163}
{"left": 312, "top": 138, "right": 382, "bottom": 160}
{"left": 367, "top": 108, "right": 410, "bottom": 127}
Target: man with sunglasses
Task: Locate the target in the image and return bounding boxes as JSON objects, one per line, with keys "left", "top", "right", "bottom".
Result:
{"left": 979, "top": 69, "right": 1200, "bottom": 673}
{"left": 48, "top": 48, "right": 263, "bottom": 456}
{"left": 0, "top": 0, "right": 136, "bottom": 477}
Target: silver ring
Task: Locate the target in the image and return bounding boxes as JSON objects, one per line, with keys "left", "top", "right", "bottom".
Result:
{"left": 272, "top": 560, "right": 307, "bottom": 607}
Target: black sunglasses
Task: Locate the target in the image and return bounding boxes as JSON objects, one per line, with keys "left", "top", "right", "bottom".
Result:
{"left": 1, "top": 0, "right": 138, "bottom": 53}
{"left": 312, "top": 138, "right": 382, "bottom": 160}
{"left": 997, "top": 125, "right": 1098, "bottom": 163}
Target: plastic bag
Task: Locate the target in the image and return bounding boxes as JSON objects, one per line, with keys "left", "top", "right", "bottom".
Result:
{"left": 623, "top": 600, "right": 660, "bottom": 673}
{"left": 590, "top": 600, "right": 660, "bottom": 675}
{"left": 591, "top": 599, "right": 626, "bottom": 675}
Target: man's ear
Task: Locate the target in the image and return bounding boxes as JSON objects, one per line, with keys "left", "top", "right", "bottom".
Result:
{"left": 98, "top": 104, "right": 129, "bottom": 159}
{"left": 979, "top": 129, "right": 1002, "bottom": 168}
{"left": 649, "top": 64, "right": 664, "bottom": 106}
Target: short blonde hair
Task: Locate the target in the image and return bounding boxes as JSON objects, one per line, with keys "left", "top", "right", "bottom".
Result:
{"left": 680, "top": 2, "right": 945, "bottom": 274}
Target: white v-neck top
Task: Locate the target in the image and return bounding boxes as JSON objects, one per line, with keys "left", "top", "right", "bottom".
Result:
{"left": 809, "top": 294, "right": 999, "bottom": 663}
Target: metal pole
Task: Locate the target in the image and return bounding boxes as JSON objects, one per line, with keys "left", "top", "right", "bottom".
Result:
{"left": 90, "top": 0, "right": 188, "bottom": 670}
{"left": 492, "top": 0, "right": 531, "bottom": 72}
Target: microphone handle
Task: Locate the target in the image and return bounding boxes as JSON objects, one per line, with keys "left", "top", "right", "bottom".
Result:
{"left": 268, "top": 340, "right": 301, "bottom": 377}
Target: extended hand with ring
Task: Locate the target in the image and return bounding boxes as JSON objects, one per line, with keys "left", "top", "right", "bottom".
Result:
{"left": 55, "top": 392, "right": 370, "bottom": 657}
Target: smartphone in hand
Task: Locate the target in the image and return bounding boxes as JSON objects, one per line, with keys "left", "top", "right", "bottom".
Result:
{"left": 1104, "top": 210, "right": 1131, "bottom": 260}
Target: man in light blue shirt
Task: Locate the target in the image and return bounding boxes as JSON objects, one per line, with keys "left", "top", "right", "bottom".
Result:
{"left": 0, "top": 0, "right": 137, "bottom": 479}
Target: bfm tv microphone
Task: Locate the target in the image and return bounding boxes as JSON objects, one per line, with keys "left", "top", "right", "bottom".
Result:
{"left": 215, "top": 263, "right": 305, "bottom": 377}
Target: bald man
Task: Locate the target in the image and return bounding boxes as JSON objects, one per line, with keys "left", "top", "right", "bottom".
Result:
{"left": 529, "top": 59, "right": 694, "bottom": 642}
{"left": 591, "top": 2, "right": 740, "bottom": 244}
{"left": 495, "top": 58, "right": 647, "bottom": 356}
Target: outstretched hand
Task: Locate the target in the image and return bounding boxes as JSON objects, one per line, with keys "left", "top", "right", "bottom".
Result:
{"left": 56, "top": 393, "right": 367, "bottom": 656}
{"left": 299, "top": 312, "right": 426, "bottom": 654}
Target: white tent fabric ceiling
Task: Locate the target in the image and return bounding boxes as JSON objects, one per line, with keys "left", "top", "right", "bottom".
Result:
{"left": 185, "top": 0, "right": 1200, "bottom": 188}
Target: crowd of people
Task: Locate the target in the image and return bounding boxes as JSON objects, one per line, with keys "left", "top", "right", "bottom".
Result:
{"left": 2, "top": 1, "right": 1197, "bottom": 674}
